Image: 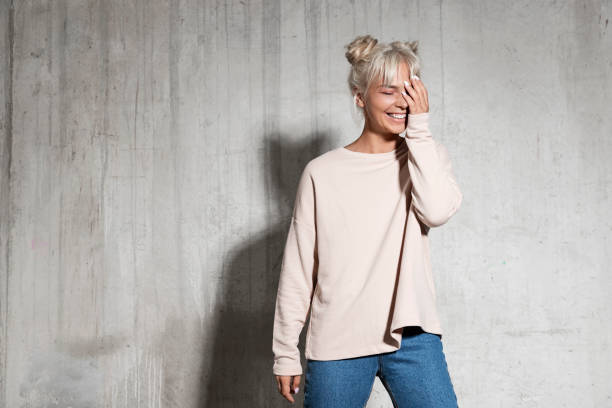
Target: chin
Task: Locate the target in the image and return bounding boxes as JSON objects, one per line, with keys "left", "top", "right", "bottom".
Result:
{"left": 382, "top": 119, "right": 407, "bottom": 132}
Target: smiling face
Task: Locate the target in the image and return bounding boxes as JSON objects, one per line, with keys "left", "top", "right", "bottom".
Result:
{"left": 355, "top": 62, "right": 411, "bottom": 138}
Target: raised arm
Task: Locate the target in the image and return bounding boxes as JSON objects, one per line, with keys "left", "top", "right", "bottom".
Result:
{"left": 404, "top": 112, "right": 463, "bottom": 228}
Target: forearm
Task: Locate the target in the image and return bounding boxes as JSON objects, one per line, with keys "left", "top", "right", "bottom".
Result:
{"left": 404, "top": 112, "right": 463, "bottom": 228}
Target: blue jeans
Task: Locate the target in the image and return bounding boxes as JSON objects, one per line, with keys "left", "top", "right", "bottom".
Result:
{"left": 303, "top": 326, "right": 458, "bottom": 407}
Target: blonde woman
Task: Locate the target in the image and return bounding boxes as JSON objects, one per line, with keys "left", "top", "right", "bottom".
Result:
{"left": 272, "top": 34, "right": 462, "bottom": 407}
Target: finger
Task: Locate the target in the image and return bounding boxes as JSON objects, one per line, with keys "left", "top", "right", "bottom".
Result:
{"left": 403, "top": 79, "right": 415, "bottom": 93}
{"left": 292, "top": 375, "right": 301, "bottom": 394}
{"left": 278, "top": 376, "right": 289, "bottom": 395}
{"left": 403, "top": 80, "right": 421, "bottom": 106}
{"left": 411, "top": 75, "right": 428, "bottom": 99}
{"left": 406, "top": 78, "right": 429, "bottom": 113}
{"left": 401, "top": 89, "right": 415, "bottom": 108}
{"left": 280, "top": 376, "right": 295, "bottom": 403}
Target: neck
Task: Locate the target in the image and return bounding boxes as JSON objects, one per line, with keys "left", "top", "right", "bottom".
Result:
{"left": 349, "top": 123, "right": 402, "bottom": 153}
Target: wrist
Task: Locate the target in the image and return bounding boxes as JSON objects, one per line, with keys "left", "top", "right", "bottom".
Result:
{"left": 405, "top": 112, "right": 431, "bottom": 138}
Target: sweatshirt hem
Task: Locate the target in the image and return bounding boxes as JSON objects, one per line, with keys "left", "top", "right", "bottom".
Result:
{"left": 305, "top": 322, "right": 443, "bottom": 361}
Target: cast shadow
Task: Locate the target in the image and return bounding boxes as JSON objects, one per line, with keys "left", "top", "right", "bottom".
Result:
{"left": 200, "top": 131, "right": 331, "bottom": 407}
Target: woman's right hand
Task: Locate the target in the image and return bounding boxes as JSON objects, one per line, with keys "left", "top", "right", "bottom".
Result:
{"left": 275, "top": 374, "right": 301, "bottom": 403}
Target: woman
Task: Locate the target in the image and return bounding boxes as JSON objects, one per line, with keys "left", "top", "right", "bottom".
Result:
{"left": 272, "top": 34, "right": 463, "bottom": 407}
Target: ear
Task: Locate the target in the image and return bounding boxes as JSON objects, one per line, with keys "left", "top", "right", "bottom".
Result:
{"left": 354, "top": 92, "right": 366, "bottom": 108}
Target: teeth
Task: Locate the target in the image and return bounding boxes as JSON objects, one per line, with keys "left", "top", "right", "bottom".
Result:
{"left": 388, "top": 113, "right": 406, "bottom": 119}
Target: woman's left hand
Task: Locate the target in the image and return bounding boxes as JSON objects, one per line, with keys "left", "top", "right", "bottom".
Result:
{"left": 401, "top": 75, "right": 429, "bottom": 114}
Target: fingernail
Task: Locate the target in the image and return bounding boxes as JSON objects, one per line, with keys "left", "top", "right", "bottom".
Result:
{"left": 404, "top": 80, "right": 409, "bottom": 87}
{"left": 294, "top": 387, "right": 299, "bottom": 393}
{"left": 412, "top": 75, "right": 420, "bottom": 80}
{"left": 401, "top": 91, "right": 408, "bottom": 96}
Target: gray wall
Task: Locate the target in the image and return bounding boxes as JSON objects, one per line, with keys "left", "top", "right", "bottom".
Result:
{"left": 1, "top": 0, "right": 611, "bottom": 407}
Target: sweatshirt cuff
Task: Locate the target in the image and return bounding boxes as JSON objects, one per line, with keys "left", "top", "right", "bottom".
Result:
{"left": 272, "top": 359, "right": 303, "bottom": 376}
{"left": 405, "top": 112, "right": 431, "bottom": 139}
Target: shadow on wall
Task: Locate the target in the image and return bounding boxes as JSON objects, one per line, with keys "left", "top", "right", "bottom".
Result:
{"left": 200, "top": 131, "right": 330, "bottom": 407}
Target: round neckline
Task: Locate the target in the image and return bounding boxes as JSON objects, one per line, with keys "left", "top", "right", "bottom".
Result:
{"left": 341, "top": 138, "right": 406, "bottom": 158}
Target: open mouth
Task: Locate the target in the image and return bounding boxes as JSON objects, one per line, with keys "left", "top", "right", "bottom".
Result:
{"left": 387, "top": 112, "right": 406, "bottom": 121}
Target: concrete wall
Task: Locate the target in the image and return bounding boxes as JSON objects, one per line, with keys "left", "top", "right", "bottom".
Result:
{"left": 1, "top": 0, "right": 611, "bottom": 407}
{"left": 0, "top": 0, "right": 11, "bottom": 403}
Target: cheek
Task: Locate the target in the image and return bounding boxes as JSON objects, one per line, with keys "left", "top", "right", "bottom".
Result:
{"left": 369, "top": 97, "right": 390, "bottom": 114}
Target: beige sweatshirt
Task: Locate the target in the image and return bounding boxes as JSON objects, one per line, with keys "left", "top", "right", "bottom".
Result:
{"left": 271, "top": 112, "right": 463, "bottom": 376}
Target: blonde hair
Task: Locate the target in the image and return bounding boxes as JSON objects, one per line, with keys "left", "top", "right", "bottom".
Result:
{"left": 344, "top": 35, "right": 421, "bottom": 117}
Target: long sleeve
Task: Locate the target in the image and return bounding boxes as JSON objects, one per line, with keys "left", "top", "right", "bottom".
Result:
{"left": 404, "top": 112, "right": 463, "bottom": 228}
{"left": 272, "top": 165, "right": 318, "bottom": 376}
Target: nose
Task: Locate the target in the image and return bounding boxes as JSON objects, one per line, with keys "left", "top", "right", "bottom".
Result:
{"left": 395, "top": 92, "right": 408, "bottom": 109}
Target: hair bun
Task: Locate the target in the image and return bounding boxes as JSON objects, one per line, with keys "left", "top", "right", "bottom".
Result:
{"left": 406, "top": 40, "right": 418, "bottom": 54}
{"left": 389, "top": 40, "right": 419, "bottom": 55}
{"left": 345, "top": 35, "right": 378, "bottom": 65}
